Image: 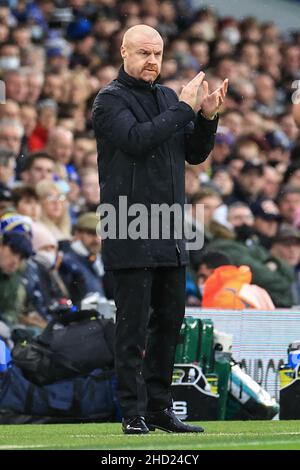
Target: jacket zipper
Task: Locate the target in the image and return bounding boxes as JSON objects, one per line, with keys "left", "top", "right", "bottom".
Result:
{"left": 158, "top": 89, "right": 181, "bottom": 258}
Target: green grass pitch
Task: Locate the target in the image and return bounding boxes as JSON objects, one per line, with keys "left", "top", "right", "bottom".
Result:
{"left": 1, "top": 420, "right": 300, "bottom": 450}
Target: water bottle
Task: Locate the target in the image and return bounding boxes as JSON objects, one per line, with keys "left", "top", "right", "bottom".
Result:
{"left": 187, "top": 367, "right": 196, "bottom": 383}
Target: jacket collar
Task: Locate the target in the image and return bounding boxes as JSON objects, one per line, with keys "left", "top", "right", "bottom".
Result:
{"left": 117, "top": 65, "right": 159, "bottom": 91}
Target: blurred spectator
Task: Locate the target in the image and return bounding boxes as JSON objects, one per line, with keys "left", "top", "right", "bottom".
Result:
{"left": 254, "top": 73, "right": 284, "bottom": 118}
{"left": 212, "top": 167, "right": 234, "bottom": 204}
{"left": 210, "top": 128, "right": 234, "bottom": 170}
{"left": 186, "top": 250, "right": 231, "bottom": 306}
{"left": 279, "top": 112, "right": 299, "bottom": 143}
{"left": 0, "top": 147, "right": 15, "bottom": 187}
{"left": 252, "top": 199, "right": 281, "bottom": 249}
{"left": 2, "top": 69, "right": 28, "bottom": 104}
{"left": 36, "top": 180, "right": 71, "bottom": 244}
{"left": 199, "top": 252, "right": 275, "bottom": 310}
{"left": 60, "top": 212, "right": 113, "bottom": 306}
{"left": 78, "top": 167, "right": 100, "bottom": 213}
{"left": 72, "top": 133, "right": 96, "bottom": 169}
{"left": 82, "top": 149, "right": 98, "bottom": 169}
{"left": 187, "top": 189, "right": 234, "bottom": 262}
{"left": 46, "top": 127, "right": 74, "bottom": 177}
{"left": 271, "top": 225, "right": 300, "bottom": 268}
{"left": 23, "top": 222, "right": 69, "bottom": 320}
{"left": 11, "top": 185, "right": 40, "bottom": 221}
{"left": 0, "top": 183, "right": 12, "bottom": 216}
{"left": 283, "top": 162, "right": 300, "bottom": 188}
{"left": 0, "top": 119, "right": 23, "bottom": 156}
{"left": 28, "top": 99, "right": 58, "bottom": 152}
{"left": 0, "top": 232, "right": 32, "bottom": 328}
{"left": 26, "top": 70, "right": 44, "bottom": 105}
{"left": 277, "top": 186, "right": 300, "bottom": 225}
{"left": 227, "top": 202, "right": 254, "bottom": 236}
{"left": 185, "top": 164, "right": 200, "bottom": 203}
{"left": 0, "top": 99, "right": 20, "bottom": 121}
{"left": 21, "top": 152, "right": 55, "bottom": 186}
{"left": 270, "top": 225, "right": 300, "bottom": 305}
{"left": 262, "top": 165, "right": 282, "bottom": 200}
{"left": 230, "top": 161, "right": 264, "bottom": 206}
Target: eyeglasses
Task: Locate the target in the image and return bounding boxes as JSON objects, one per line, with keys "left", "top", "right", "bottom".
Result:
{"left": 45, "top": 195, "right": 66, "bottom": 202}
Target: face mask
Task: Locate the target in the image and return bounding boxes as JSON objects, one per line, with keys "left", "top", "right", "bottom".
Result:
{"left": 31, "top": 26, "right": 43, "bottom": 40}
{"left": 235, "top": 224, "right": 255, "bottom": 242}
{"left": 222, "top": 27, "right": 241, "bottom": 45}
{"left": 35, "top": 250, "right": 57, "bottom": 269}
{"left": 71, "top": 239, "right": 89, "bottom": 257}
{"left": 0, "top": 56, "right": 20, "bottom": 70}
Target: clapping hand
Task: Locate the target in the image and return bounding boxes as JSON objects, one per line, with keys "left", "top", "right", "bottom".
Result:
{"left": 198, "top": 79, "right": 229, "bottom": 119}
{"left": 179, "top": 71, "right": 206, "bottom": 111}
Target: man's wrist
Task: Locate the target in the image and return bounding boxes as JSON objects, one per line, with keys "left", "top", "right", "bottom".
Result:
{"left": 200, "top": 110, "right": 218, "bottom": 120}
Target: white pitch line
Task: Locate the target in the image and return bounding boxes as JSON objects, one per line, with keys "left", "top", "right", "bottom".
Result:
{"left": 0, "top": 445, "right": 45, "bottom": 450}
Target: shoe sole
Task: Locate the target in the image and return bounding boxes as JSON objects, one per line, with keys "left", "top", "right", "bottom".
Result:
{"left": 147, "top": 424, "right": 204, "bottom": 433}
{"left": 123, "top": 429, "right": 150, "bottom": 435}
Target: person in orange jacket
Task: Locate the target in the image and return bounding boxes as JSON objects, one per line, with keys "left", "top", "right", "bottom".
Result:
{"left": 196, "top": 251, "right": 275, "bottom": 310}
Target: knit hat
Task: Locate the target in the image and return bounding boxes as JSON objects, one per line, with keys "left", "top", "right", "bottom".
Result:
{"left": 31, "top": 222, "right": 58, "bottom": 252}
{"left": 0, "top": 213, "right": 32, "bottom": 236}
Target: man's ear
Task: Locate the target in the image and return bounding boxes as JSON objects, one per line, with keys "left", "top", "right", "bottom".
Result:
{"left": 120, "top": 45, "right": 127, "bottom": 60}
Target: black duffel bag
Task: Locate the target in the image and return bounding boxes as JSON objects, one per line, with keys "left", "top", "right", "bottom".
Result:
{"left": 11, "top": 309, "right": 115, "bottom": 385}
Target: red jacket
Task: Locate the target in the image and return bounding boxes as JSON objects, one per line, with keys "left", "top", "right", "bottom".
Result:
{"left": 28, "top": 125, "right": 48, "bottom": 152}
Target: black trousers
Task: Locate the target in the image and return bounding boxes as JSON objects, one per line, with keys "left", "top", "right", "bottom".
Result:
{"left": 112, "top": 266, "right": 186, "bottom": 418}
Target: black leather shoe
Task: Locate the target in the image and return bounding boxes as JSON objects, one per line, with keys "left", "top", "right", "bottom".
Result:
{"left": 146, "top": 408, "right": 204, "bottom": 433}
{"left": 122, "top": 416, "right": 150, "bottom": 434}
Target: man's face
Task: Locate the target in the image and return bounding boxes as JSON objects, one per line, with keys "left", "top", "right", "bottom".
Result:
{"left": 121, "top": 34, "right": 163, "bottom": 82}
{"left": 81, "top": 173, "right": 100, "bottom": 205}
{"left": 0, "top": 125, "right": 22, "bottom": 154}
{"left": 73, "top": 138, "right": 95, "bottom": 167}
{"left": 27, "top": 158, "right": 54, "bottom": 185}
{"left": 263, "top": 166, "right": 281, "bottom": 199}
{"left": 271, "top": 241, "right": 300, "bottom": 267}
{"left": 238, "top": 171, "right": 264, "bottom": 195}
{"left": 43, "top": 75, "right": 62, "bottom": 101}
{"left": 228, "top": 206, "right": 254, "bottom": 227}
{"left": 5, "top": 73, "right": 28, "bottom": 103}
{"left": 51, "top": 133, "right": 73, "bottom": 165}
{"left": 197, "top": 263, "right": 214, "bottom": 286}
{"left": 254, "top": 217, "right": 278, "bottom": 237}
{"left": 279, "top": 193, "right": 300, "bottom": 224}
{"left": 0, "top": 244, "right": 23, "bottom": 274}
{"left": 192, "top": 195, "right": 221, "bottom": 226}
{"left": 17, "top": 197, "right": 41, "bottom": 221}
{"left": 76, "top": 230, "right": 101, "bottom": 256}
{"left": 0, "top": 100, "right": 20, "bottom": 120}
{"left": 0, "top": 158, "right": 14, "bottom": 184}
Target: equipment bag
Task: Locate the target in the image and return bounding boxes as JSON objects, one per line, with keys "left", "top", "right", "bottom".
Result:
{"left": 0, "top": 365, "right": 117, "bottom": 424}
{"left": 11, "top": 309, "right": 115, "bottom": 385}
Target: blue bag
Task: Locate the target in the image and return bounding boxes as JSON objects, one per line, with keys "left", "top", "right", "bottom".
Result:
{"left": 0, "top": 339, "right": 11, "bottom": 373}
{"left": 0, "top": 365, "right": 119, "bottom": 424}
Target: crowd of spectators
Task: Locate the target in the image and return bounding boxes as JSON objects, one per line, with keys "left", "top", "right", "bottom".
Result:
{"left": 0, "top": 0, "right": 300, "bottom": 341}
